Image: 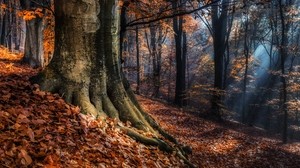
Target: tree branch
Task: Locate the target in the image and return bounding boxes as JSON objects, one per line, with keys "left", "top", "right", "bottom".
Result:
{"left": 30, "top": 0, "right": 54, "bottom": 15}
{"left": 126, "top": 0, "right": 221, "bottom": 27}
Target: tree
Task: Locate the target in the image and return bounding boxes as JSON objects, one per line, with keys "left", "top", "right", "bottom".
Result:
{"left": 210, "top": 0, "right": 231, "bottom": 120}
{"left": 20, "top": 0, "right": 47, "bottom": 68}
{"left": 242, "top": 7, "right": 250, "bottom": 124}
{"left": 173, "top": 0, "right": 187, "bottom": 107}
{"left": 278, "top": 0, "right": 291, "bottom": 143}
{"left": 0, "top": 0, "right": 12, "bottom": 47}
{"left": 135, "top": 25, "right": 141, "bottom": 94}
{"left": 0, "top": 0, "right": 23, "bottom": 51}
{"left": 32, "top": 0, "right": 192, "bottom": 164}
{"left": 144, "top": 23, "right": 166, "bottom": 98}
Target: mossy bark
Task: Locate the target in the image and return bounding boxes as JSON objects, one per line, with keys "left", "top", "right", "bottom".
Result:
{"left": 32, "top": 0, "right": 193, "bottom": 166}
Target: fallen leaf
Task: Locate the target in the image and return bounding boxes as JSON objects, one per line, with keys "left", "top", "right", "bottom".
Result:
{"left": 19, "top": 149, "right": 32, "bottom": 166}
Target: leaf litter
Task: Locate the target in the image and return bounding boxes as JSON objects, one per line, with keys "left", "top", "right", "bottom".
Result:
{"left": 0, "top": 51, "right": 184, "bottom": 167}
{"left": 137, "top": 96, "right": 300, "bottom": 168}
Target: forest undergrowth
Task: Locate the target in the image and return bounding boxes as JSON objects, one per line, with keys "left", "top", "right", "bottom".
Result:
{"left": 0, "top": 48, "right": 300, "bottom": 167}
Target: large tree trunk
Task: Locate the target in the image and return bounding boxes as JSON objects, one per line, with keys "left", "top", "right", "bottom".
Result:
{"left": 32, "top": 0, "right": 192, "bottom": 164}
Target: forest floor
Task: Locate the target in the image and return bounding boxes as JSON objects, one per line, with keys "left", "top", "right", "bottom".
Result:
{"left": 0, "top": 48, "right": 300, "bottom": 168}
{"left": 138, "top": 96, "right": 300, "bottom": 168}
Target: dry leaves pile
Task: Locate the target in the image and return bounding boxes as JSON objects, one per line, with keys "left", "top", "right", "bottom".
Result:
{"left": 0, "top": 52, "right": 184, "bottom": 167}
{"left": 138, "top": 96, "right": 300, "bottom": 168}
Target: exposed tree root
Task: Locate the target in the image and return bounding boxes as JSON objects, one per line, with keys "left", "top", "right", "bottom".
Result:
{"left": 32, "top": 68, "right": 194, "bottom": 166}
{"left": 101, "top": 95, "right": 119, "bottom": 118}
{"left": 121, "top": 127, "right": 172, "bottom": 152}
{"left": 124, "top": 78, "right": 193, "bottom": 155}
{"left": 73, "top": 87, "right": 106, "bottom": 118}
{"left": 33, "top": 74, "right": 194, "bottom": 166}
{"left": 121, "top": 127, "right": 195, "bottom": 168}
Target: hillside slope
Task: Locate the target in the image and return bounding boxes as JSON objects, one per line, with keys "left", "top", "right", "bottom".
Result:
{"left": 0, "top": 49, "right": 184, "bottom": 167}
{"left": 138, "top": 96, "right": 300, "bottom": 168}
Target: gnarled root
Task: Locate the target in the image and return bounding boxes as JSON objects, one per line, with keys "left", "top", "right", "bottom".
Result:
{"left": 32, "top": 70, "right": 194, "bottom": 167}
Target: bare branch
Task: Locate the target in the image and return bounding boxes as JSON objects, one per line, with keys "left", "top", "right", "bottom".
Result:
{"left": 30, "top": 0, "right": 54, "bottom": 15}
{"left": 126, "top": 0, "right": 221, "bottom": 27}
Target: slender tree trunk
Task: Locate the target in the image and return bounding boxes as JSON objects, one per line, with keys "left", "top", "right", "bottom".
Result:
{"left": 1, "top": 0, "right": 11, "bottom": 48}
{"left": 150, "top": 25, "right": 158, "bottom": 97}
{"left": 0, "top": 0, "right": 3, "bottom": 45}
{"left": 152, "top": 26, "right": 163, "bottom": 98}
{"left": 135, "top": 26, "right": 140, "bottom": 94}
{"left": 5, "top": 0, "right": 12, "bottom": 50}
{"left": 120, "top": 0, "right": 130, "bottom": 63}
{"left": 279, "top": 0, "right": 288, "bottom": 143}
{"left": 242, "top": 11, "right": 249, "bottom": 123}
{"left": 173, "top": 0, "right": 187, "bottom": 107}
{"left": 167, "top": 54, "right": 173, "bottom": 102}
{"left": 223, "top": 8, "right": 234, "bottom": 90}
{"left": 12, "top": 0, "right": 22, "bottom": 51}
{"left": 211, "top": 0, "right": 230, "bottom": 120}
{"left": 145, "top": 24, "right": 163, "bottom": 98}
{"left": 182, "top": 30, "right": 187, "bottom": 102}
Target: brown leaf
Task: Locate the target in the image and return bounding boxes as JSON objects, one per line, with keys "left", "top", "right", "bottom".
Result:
{"left": 17, "top": 114, "right": 30, "bottom": 123}
{"left": 19, "top": 149, "right": 32, "bottom": 166}
{"left": 33, "top": 90, "right": 46, "bottom": 97}
{"left": 32, "top": 119, "right": 46, "bottom": 125}
{"left": 1, "top": 93, "right": 11, "bottom": 101}
{"left": 13, "top": 123, "right": 21, "bottom": 130}
{"left": 27, "top": 127, "right": 35, "bottom": 142}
